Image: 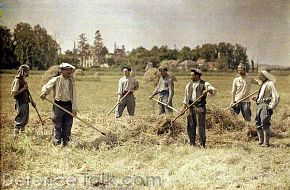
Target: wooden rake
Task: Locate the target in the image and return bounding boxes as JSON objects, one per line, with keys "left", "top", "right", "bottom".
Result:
{"left": 45, "top": 98, "right": 107, "bottom": 136}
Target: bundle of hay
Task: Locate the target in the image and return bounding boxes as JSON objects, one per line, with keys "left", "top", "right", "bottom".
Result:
{"left": 168, "top": 72, "right": 177, "bottom": 82}
{"left": 144, "top": 68, "right": 159, "bottom": 86}
{"left": 40, "top": 65, "right": 60, "bottom": 87}
{"left": 144, "top": 68, "right": 177, "bottom": 86}
{"left": 74, "top": 69, "right": 84, "bottom": 76}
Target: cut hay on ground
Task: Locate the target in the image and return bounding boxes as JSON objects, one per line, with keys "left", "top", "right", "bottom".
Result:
{"left": 73, "top": 105, "right": 289, "bottom": 150}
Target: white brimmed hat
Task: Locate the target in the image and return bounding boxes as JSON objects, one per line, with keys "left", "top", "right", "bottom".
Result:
{"left": 59, "top": 63, "right": 75, "bottom": 70}
{"left": 259, "top": 68, "right": 276, "bottom": 83}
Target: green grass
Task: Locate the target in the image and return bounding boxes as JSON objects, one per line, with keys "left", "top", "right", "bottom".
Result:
{"left": 0, "top": 72, "right": 289, "bottom": 189}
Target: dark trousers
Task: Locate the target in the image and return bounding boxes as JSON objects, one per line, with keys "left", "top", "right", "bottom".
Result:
{"left": 187, "top": 106, "right": 206, "bottom": 147}
{"left": 255, "top": 103, "right": 273, "bottom": 130}
{"left": 52, "top": 101, "right": 73, "bottom": 144}
{"left": 115, "top": 94, "right": 135, "bottom": 118}
{"left": 232, "top": 102, "right": 252, "bottom": 121}
{"left": 159, "top": 95, "right": 173, "bottom": 114}
{"left": 14, "top": 100, "right": 29, "bottom": 129}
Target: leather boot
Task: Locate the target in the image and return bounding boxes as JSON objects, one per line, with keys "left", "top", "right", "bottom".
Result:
{"left": 257, "top": 129, "right": 264, "bottom": 145}
{"left": 261, "top": 128, "right": 270, "bottom": 147}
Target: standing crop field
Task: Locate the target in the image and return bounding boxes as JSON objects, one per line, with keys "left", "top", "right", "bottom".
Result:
{"left": 0, "top": 72, "right": 289, "bottom": 189}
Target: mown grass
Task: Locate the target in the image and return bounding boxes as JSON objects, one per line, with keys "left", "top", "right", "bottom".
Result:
{"left": 0, "top": 72, "right": 289, "bottom": 189}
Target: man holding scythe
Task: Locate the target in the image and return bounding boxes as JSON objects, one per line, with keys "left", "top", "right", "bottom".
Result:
{"left": 40, "top": 63, "right": 78, "bottom": 146}
{"left": 149, "top": 66, "right": 175, "bottom": 115}
{"left": 253, "top": 68, "right": 279, "bottom": 147}
{"left": 182, "top": 68, "right": 217, "bottom": 148}
{"left": 231, "top": 63, "right": 259, "bottom": 121}
{"left": 11, "top": 64, "right": 36, "bottom": 137}
{"left": 115, "top": 66, "right": 139, "bottom": 118}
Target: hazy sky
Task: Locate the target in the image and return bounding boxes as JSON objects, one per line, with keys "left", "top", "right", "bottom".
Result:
{"left": 1, "top": 0, "right": 289, "bottom": 66}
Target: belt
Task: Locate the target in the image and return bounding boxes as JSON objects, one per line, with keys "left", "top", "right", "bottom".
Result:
{"left": 256, "top": 98, "right": 271, "bottom": 105}
{"left": 54, "top": 100, "right": 72, "bottom": 106}
{"left": 123, "top": 91, "right": 134, "bottom": 96}
{"left": 159, "top": 90, "right": 169, "bottom": 96}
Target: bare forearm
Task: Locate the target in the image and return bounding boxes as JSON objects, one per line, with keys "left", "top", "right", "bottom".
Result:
{"left": 12, "top": 87, "right": 27, "bottom": 97}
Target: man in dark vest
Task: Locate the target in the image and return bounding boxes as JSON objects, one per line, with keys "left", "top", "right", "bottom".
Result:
{"left": 11, "top": 64, "right": 36, "bottom": 137}
{"left": 182, "top": 68, "right": 216, "bottom": 147}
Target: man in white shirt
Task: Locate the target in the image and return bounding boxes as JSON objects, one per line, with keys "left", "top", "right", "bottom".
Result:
{"left": 182, "top": 68, "right": 217, "bottom": 147}
{"left": 115, "top": 66, "right": 139, "bottom": 118}
{"left": 40, "top": 63, "right": 77, "bottom": 146}
{"left": 253, "top": 68, "right": 279, "bottom": 147}
{"left": 149, "top": 66, "right": 174, "bottom": 114}
{"left": 231, "top": 63, "right": 258, "bottom": 121}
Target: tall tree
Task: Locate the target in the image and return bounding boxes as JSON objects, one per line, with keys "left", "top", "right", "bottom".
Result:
{"left": 32, "top": 24, "right": 59, "bottom": 69}
{"left": 77, "top": 33, "right": 90, "bottom": 66}
{"left": 0, "top": 25, "right": 18, "bottom": 69}
{"left": 93, "top": 30, "right": 103, "bottom": 64}
{"left": 13, "top": 22, "right": 35, "bottom": 66}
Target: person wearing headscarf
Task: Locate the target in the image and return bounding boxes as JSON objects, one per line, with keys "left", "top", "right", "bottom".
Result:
{"left": 231, "top": 63, "right": 259, "bottom": 121}
{"left": 182, "top": 68, "right": 217, "bottom": 148}
{"left": 11, "top": 64, "right": 36, "bottom": 137}
{"left": 149, "top": 66, "right": 174, "bottom": 114}
{"left": 40, "top": 63, "right": 77, "bottom": 147}
{"left": 115, "top": 66, "right": 139, "bottom": 118}
{"left": 253, "top": 68, "right": 279, "bottom": 147}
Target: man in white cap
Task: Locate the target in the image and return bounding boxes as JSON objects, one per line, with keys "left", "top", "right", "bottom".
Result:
{"left": 231, "top": 63, "right": 259, "bottom": 121}
{"left": 115, "top": 66, "right": 139, "bottom": 118}
{"left": 40, "top": 63, "right": 78, "bottom": 146}
{"left": 253, "top": 68, "right": 279, "bottom": 147}
{"left": 11, "top": 64, "right": 36, "bottom": 137}
{"left": 182, "top": 68, "right": 217, "bottom": 148}
{"left": 149, "top": 66, "right": 174, "bottom": 114}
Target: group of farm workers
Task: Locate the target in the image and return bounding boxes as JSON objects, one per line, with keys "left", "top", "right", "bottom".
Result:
{"left": 11, "top": 62, "right": 279, "bottom": 148}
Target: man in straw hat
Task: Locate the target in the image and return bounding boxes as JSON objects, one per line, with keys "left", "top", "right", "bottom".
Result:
{"left": 40, "top": 63, "right": 78, "bottom": 146}
{"left": 11, "top": 64, "right": 36, "bottom": 137}
{"left": 115, "top": 66, "right": 139, "bottom": 118}
{"left": 149, "top": 66, "right": 175, "bottom": 114}
{"left": 231, "top": 63, "right": 259, "bottom": 121}
{"left": 253, "top": 68, "right": 279, "bottom": 147}
{"left": 182, "top": 68, "right": 216, "bottom": 148}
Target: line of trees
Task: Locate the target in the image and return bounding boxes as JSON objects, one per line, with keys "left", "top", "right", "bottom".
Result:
{"left": 121, "top": 43, "right": 249, "bottom": 71}
{"left": 1, "top": 23, "right": 59, "bottom": 69}
{"left": 1, "top": 22, "right": 249, "bottom": 71}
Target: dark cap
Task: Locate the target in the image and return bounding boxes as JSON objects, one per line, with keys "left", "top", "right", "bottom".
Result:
{"left": 190, "top": 68, "right": 202, "bottom": 75}
{"left": 122, "top": 66, "right": 131, "bottom": 71}
{"left": 158, "top": 66, "right": 168, "bottom": 71}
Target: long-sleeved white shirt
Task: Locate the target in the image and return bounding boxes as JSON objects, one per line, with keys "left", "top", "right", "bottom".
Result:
{"left": 256, "top": 80, "right": 279, "bottom": 109}
{"left": 41, "top": 75, "right": 78, "bottom": 110}
{"left": 232, "top": 75, "right": 256, "bottom": 102}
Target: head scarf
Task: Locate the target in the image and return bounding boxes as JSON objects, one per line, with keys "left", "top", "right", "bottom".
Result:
{"left": 15, "top": 64, "right": 30, "bottom": 78}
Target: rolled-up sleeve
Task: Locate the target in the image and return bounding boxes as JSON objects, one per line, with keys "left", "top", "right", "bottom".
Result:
{"left": 11, "top": 79, "right": 20, "bottom": 94}
{"left": 205, "top": 81, "right": 217, "bottom": 96}
{"left": 183, "top": 84, "right": 189, "bottom": 105}
{"left": 117, "top": 78, "right": 123, "bottom": 95}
